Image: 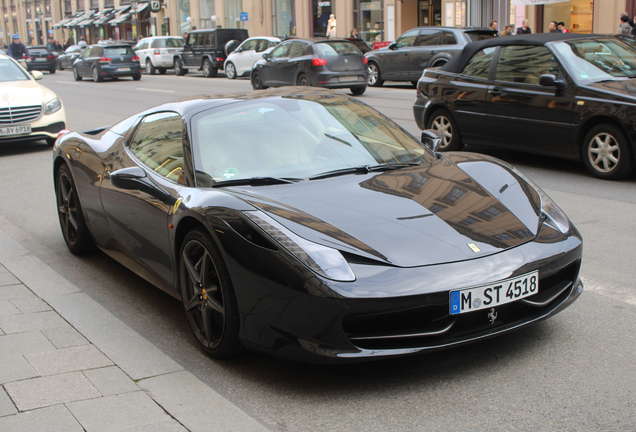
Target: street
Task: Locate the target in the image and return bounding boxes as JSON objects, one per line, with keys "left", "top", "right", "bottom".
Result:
{"left": 1, "top": 70, "right": 635, "bottom": 431}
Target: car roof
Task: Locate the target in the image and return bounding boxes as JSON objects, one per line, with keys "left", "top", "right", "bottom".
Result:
{"left": 411, "top": 26, "right": 496, "bottom": 32}
{"left": 190, "top": 28, "right": 247, "bottom": 33}
{"left": 441, "top": 32, "right": 605, "bottom": 74}
{"left": 89, "top": 44, "right": 132, "bottom": 48}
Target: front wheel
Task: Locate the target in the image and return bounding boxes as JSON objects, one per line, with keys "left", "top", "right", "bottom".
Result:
{"left": 55, "top": 164, "right": 94, "bottom": 254}
{"left": 73, "top": 66, "right": 82, "bottom": 81}
{"left": 174, "top": 58, "right": 188, "bottom": 76}
{"left": 367, "top": 62, "right": 384, "bottom": 87}
{"left": 145, "top": 59, "right": 156, "bottom": 74}
{"left": 180, "top": 229, "right": 243, "bottom": 358}
{"left": 202, "top": 59, "right": 217, "bottom": 78}
{"left": 582, "top": 124, "right": 634, "bottom": 179}
{"left": 350, "top": 85, "right": 366, "bottom": 96}
{"left": 297, "top": 73, "right": 310, "bottom": 86}
{"left": 225, "top": 62, "right": 237, "bottom": 79}
{"left": 251, "top": 71, "right": 267, "bottom": 90}
{"left": 427, "top": 109, "right": 463, "bottom": 151}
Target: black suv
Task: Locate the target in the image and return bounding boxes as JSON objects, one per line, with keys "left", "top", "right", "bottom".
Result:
{"left": 174, "top": 29, "right": 249, "bottom": 77}
{"left": 365, "top": 26, "right": 497, "bottom": 87}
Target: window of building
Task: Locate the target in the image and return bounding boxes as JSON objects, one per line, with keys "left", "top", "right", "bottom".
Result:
{"left": 199, "top": 0, "right": 215, "bottom": 29}
{"left": 312, "top": 0, "right": 333, "bottom": 37}
{"left": 177, "top": 0, "right": 191, "bottom": 35}
{"left": 225, "top": 0, "right": 242, "bottom": 29}
{"left": 358, "top": 0, "right": 382, "bottom": 43}
{"left": 462, "top": 47, "right": 496, "bottom": 80}
{"left": 76, "top": 0, "right": 84, "bottom": 11}
{"left": 90, "top": 0, "right": 98, "bottom": 9}
{"left": 418, "top": 0, "right": 441, "bottom": 26}
{"left": 272, "top": 0, "right": 295, "bottom": 37}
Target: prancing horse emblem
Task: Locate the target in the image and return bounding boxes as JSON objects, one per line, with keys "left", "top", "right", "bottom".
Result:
{"left": 487, "top": 308, "right": 497, "bottom": 324}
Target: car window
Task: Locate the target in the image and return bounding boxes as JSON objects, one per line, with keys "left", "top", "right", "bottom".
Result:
{"left": 255, "top": 39, "right": 270, "bottom": 52}
{"left": 129, "top": 112, "right": 185, "bottom": 184}
{"left": 134, "top": 41, "right": 148, "bottom": 50}
{"left": 289, "top": 42, "right": 308, "bottom": 57}
{"left": 104, "top": 46, "right": 134, "bottom": 56}
{"left": 268, "top": 40, "right": 280, "bottom": 49}
{"left": 395, "top": 30, "right": 419, "bottom": 48}
{"left": 241, "top": 40, "right": 258, "bottom": 51}
{"left": 464, "top": 31, "right": 498, "bottom": 42}
{"left": 0, "top": 58, "right": 30, "bottom": 81}
{"left": 442, "top": 31, "right": 457, "bottom": 45}
{"left": 29, "top": 48, "right": 49, "bottom": 55}
{"left": 462, "top": 47, "right": 496, "bottom": 80}
{"left": 313, "top": 42, "right": 361, "bottom": 56}
{"left": 152, "top": 38, "right": 184, "bottom": 48}
{"left": 495, "top": 46, "right": 561, "bottom": 84}
{"left": 415, "top": 30, "right": 441, "bottom": 47}
{"left": 66, "top": 46, "right": 80, "bottom": 53}
{"left": 195, "top": 33, "right": 212, "bottom": 46}
{"left": 270, "top": 43, "right": 290, "bottom": 59}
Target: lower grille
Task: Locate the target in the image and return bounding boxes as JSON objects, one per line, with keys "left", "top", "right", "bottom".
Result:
{"left": 0, "top": 105, "right": 43, "bottom": 125}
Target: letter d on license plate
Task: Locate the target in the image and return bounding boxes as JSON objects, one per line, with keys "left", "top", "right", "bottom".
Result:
{"left": 449, "top": 271, "right": 539, "bottom": 315}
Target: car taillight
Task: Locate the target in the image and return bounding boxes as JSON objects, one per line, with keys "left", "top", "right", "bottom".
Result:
{"left": 132, "top": 56, "right": 139, "bottom": 61}
{"left": 216, "top": 57, "right": 224, "bottom": 62}
{"left": 154, "top": 49, "right": 160, "bottom": 55}
{"left": 99, "top": 57, "right": 112, "bottom": 63}
{"left": 362, "top": 57, "right": 368, "bottom": 64}
{"left": 47, "top": 55, "right": 56, "bottom": 60}
{"left": 312, "top": 58, "right": 328, "bottom": 66}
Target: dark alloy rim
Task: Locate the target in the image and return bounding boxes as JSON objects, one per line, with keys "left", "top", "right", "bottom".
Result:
{"left": 57, "top": 171, "right": 80, "bottom": 246}
{"left": 253, "top": 72, "right": 262, "bottom": 88}
{"left": 203, "top": 60, "right": 211, "bottom": 76}
{"left": 298, "top": 75, "right": 309, "bottom": 86}
{"left": 181, "top": 239, "right": 225, "bottom": 349}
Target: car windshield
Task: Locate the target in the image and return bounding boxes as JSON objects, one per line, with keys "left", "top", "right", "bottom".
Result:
{"left": 313, "top": 42, "right": 362, "bottom": 57}
{"left": 29, "top": 48, "right": 49, "bottom": 55}
{"left": 0, "top": 58, "right": 31, "bottom": 81}
{"left": 192, "top": 95, "right": 431, "bottom": 182}
{"left": 104, "top": 46, "right": 134, "bottom": 56}
{"left": 152, "top": 38, "right": 184, "bottom": 48}
{"left": 552, "top": 38, "right": 636, "bottom": 84}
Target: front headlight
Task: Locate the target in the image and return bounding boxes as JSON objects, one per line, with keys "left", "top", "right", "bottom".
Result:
{"left": 243, "top": 211, "right": 356, "bottom": 282}
{"left": 44, "top": 98, "right": 62, "bottom": 115}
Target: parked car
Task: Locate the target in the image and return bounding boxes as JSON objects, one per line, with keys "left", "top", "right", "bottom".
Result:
{"left": 25, "top": 46, "right": 57, "bottom": 74}
{"left": 52, "top": 87, "right": 582, "bottom": 363}
{"left": 414, "top": 33, "right": 636, "bottom": 180}
{"left": 174, "top": 28, "right": 249, "bottom": 77}
{"left": 0, "top": 54, "right": 66, "bottom": 146}
{"left": 57, "top": 45, "right": 86, "bottom": 70}
{"left": 224, "top": 36, "right": 281, "bottom": 79}
{"left": 72, "top": 44, "right": 142, "bottom": 82}
{"left": 251, "top": 38, "right": 368, "bottom": 95}
{"left": 365, "top": 26, "right": 498, "bottom": 87}
{"left": 134, "top": 36, "right": 184, "bottom": 74}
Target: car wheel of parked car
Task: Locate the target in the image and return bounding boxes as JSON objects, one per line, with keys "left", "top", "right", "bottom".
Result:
{"left": 225, "top": 62, "right": 237, "bottom": 79}
{"left": 350, "top": 86, "right": 366, "bottom": 96}
{"left": 158, "top": 68, "right": 167, "bottom": 75}
{"left": 367, "top": 62, "right": 384, "bottom": 87}
{"left": 55, "top": 164, "right": 94, "bottom": 255}
{"left": 297, "top": 73, "right": 310, "bottom": 86}
{"left": 202, "top": 59, "right": 217, "bottom": 78}
{"left": 251, "top": 71, "right": 267, "bottom": 90}
{"left": 180, "top": 228, "right": 243, "bottom": 358}
{"left": 132, "top": 73, "right": 142, "bottom": 81}
{"left": 145, "top": 59, "right": 156, "bottom": 75}
{"left": 73, "top": 66, "right": 82, "bottom": 81}
{"left": 582, "top": 124, "right": 634, "bottom": 180}
{"left": 92, "top": 67, "right": 103, "bottom": 82}
{"left": 428, "top": 109, "right": 463, "bottom": 151}
{"left": 174, "top": 58, "right": 188, "bottom": 76}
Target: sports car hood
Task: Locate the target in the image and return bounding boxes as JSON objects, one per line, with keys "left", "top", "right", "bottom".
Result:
{"left": 231, "top": 153, "right": 542, "bottom": 267}
{"left": 0, "top": 79, "right": 56, "bottom": 105}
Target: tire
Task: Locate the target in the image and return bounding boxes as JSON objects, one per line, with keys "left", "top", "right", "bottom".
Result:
{"left": 224, "top": 40, "right": 240, "bottom": 56}
{"left": 350, "top": 85, "right": 366, "bottom": 96}
{"left": 55, "top": 164, "right": 94, "bottom": 254}
{"left": 297, "top": 73, "right": 310, "bottom": 86}
{"left": 180, "top": 229, "right": 243, "bottom": 358}
{"left": 50, "top": 67, "right": 56, "bottom": 74}
{"left": 158, "top": 68, "right": 167, "bottom": 75}
{"left": 202, "top": 59, "right": 217, "bottom": 78}
{"left": 367, "top": 62, "right": 384, "bottom": 87}
{"left": 582, "top": 123, "right": 634, "bottom": 179}
{"left": 251, "top": 71, "right": 267, "bottom": 90}
{"left": 174, "top": 58, "right": 188, "bottom": 76}
{"left": 427, "top": 109, "right": 463, "bottom": 151}
{"left": 225, "top": 61, "right": 237, "bottom": 79}
{"left": 132, "top": 73, "right": 142, "bottom": 81}
{"left": 92, "top": 67, "right": 103, "bottom": 82}
{"left": 46, "top": 137, "right": 56, "bottom": 146}
{"left": 73, "top": 66, "right": 82, "bottom": 81}
{"left": 145, "top": 58, "right": 156, "bottom": 75}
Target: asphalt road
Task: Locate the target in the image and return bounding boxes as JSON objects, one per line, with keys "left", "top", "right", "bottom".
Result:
{"left": 1, "top": 70, "right": 635, "bottom": 431}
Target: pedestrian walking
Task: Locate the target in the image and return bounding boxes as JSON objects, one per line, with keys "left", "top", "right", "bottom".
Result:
{"left": 517, "top": 19, "right": 532, "bottom": 34}
{"left": 7, "top": 34, "right": 29, "bottom": 61}
{"left": 619, "top": 15, "right": 632, "bottom": 34}
{"left": 489, "top": 20, "right": 498, "bottom": 31}
{"left": 500, "top": 25, "right": 513, "bottom": 36}
{"left": 558, "top": 22, "right": 569, "bottom": 33}
{"left": 548, "top": 21, "right": 561, "bottom": 33}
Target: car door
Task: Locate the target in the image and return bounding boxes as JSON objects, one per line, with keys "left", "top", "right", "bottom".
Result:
{"left": 486, "top": 45, "right": 575, "bottom": 153}
{"left": 183, "top": 33, "right": 198, "bottom": 67}
{"left": 380, "top": 29, "right": 419, "bottom": 80}
{"left": 281, "top": 41, "right": 309, "bottom": 84}
{"left": 76, "top": 46, "right": 93, "bottom": 76}
{"left": 260, "top": 42, "right": 291, "bottom": 86}
{"left": 231, "top": 39, "right": 257, "bottom": 75}
{"left": 99, "top": 111, "right": 185, "bottom": 285}
{"left": 407, "top": 29, "right": 441, "bottom": 80}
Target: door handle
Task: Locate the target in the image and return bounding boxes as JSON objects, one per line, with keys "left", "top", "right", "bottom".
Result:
{"left": 489, "top": 88, "right": 502, "bottom": 96}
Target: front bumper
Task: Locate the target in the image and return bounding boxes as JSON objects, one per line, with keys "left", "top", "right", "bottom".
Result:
{"left": 0, "top": 105, "right": 66, "bottom": 143}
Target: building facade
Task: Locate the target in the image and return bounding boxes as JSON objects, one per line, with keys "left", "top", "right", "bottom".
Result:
{"left": 0, "top": 0, "right": 631, "bottom": 49}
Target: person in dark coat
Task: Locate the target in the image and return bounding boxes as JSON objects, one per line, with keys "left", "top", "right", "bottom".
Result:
{"left": 7, "top": 35, "right": 29, "bottom": 60}
{"left": 517, "top": 19, "right": 532, "bottom": 34}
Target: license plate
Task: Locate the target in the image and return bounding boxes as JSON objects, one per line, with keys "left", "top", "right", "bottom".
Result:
{"left": 449, "top": 271, "right": 539, "bottom": 315}
{"left": 339, "top": 76, "right": 358, "bottom": 82}
{"left": 0, "top": 125, "right": 31, "bottom": 136}
{"left": 117, "top": 67, "right": 130, "bottom": 72}
{"left": 36, "top": 58, "right": 47, "bottom": 62}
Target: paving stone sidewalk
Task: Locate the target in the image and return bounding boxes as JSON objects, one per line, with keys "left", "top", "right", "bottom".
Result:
{"left": 0, "top": 228, "right": 267, "bottom": 432}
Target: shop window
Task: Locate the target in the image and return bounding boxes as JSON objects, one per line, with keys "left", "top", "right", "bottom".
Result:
{"left": 419, "top": 0, "right": 441, "bottom": 27}
{"left": 359, "top": 0, "right": 382, "bottom": 43}
{"left": 272, "top": 0, "right": 295, "bottom": 36}
{"left": 312, "top": 0, "right": 333, "bottom": 37}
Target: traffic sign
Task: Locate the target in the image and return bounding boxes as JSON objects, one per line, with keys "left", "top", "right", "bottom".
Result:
{"left": 240, "top": 12, "right": 248, "bottom": 21}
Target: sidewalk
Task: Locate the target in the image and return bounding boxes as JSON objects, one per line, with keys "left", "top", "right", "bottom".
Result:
{"left": 0, "top": 228, "right": 268, "bottom": 432}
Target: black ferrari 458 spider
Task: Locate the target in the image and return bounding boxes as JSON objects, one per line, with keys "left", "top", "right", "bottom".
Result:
{"left": 53, "top": 88, "right": 583, "bottom": 363}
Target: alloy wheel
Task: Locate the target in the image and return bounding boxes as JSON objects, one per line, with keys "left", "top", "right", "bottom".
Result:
{"left": 226, "top": 62, "right": 236, "bottom": 79}
{"left": 588, "top": 132, "right": 620, "bottom": 174}
{"left": 431, "top": 115, "right": 453, "bottom": 149}
{"left": 57, "top": 170, "right": 80, "bottom": 247}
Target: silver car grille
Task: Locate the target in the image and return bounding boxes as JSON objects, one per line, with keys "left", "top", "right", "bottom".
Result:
{"left": 0, "top": 104, "right": 43, "bottom": 125}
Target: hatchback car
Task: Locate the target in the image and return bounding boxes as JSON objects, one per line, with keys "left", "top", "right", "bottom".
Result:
{"left": 134, "top": 36, "right": 184, "bottom": 74}
{"left": 0, "top": 54, "right": 66, "bottom": 145}
{"left": 224, "top": 36, "right": 281, "bottom": 79}
{"left": 72, "top": 44, "right": 142, "bottom": 82}
{"left": 25, "top": 46, "right": 57, "bottom": 74}
{"left": 365, "top": 26, "right": 498, "bottom": 87}
{"left": 414, "top": 33, "right": 636, "bottom": 180}
{"left": 251, "top": 39, "right": 368, "bottom": 95}
{"left": 57, "top": 45, "right": 86, "bottom": 70}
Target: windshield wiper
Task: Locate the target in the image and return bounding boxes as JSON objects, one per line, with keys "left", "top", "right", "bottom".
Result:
{"left": 211, "top": 177, "right": 302, "bottom": 187}
{"left": 309, "top": 162, "right": 421, "bottom": 180}
{"left": 324, "top": 133, "right": 353, "bottom": 147}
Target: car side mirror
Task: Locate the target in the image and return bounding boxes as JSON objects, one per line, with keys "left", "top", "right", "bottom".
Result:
{"left": 388, "top": 42, "right": 397, "bottom": 50}
{"left": 110, "top": 167, "right": 176, "bottom": 204}
{"left": 421, "top": 129, "right": 443, "bottom": 153}
{"left": 31, "top": 70, "right": 44, "bottom": 80}
{"left": 262, "top": 52, "right": 270, "bottom": 60}
{"left": 539, "top": 74, "right": 566, "bottom": 90}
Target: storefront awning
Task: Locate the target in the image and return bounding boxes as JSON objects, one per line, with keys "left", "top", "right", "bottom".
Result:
{"left": 512, "top": 0, "right": 569, "bottom": 5}
{"left": 109, "top": 12, "right": 132, "bottom": 25}
{"left": 52, "top": 14, "right": 78, "bottom": 29}
{"left": 134, "top": 2, "right": 149, "bottom": 13}
{"left": 107, "top": 5, "right": 132, "bottom": 26}
{"left": 65, "top": 10, "right": 96, "bottom": 28}
{"left": 87, "top": 8, "right": 114, "bottom": 26}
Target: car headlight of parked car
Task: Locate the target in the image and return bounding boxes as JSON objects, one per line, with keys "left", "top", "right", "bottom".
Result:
{"left": 243, "top": 211, "right": 356, "bottom": 282}
{"left": 44, "top": 97, "right": 62, "bottom": 115}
